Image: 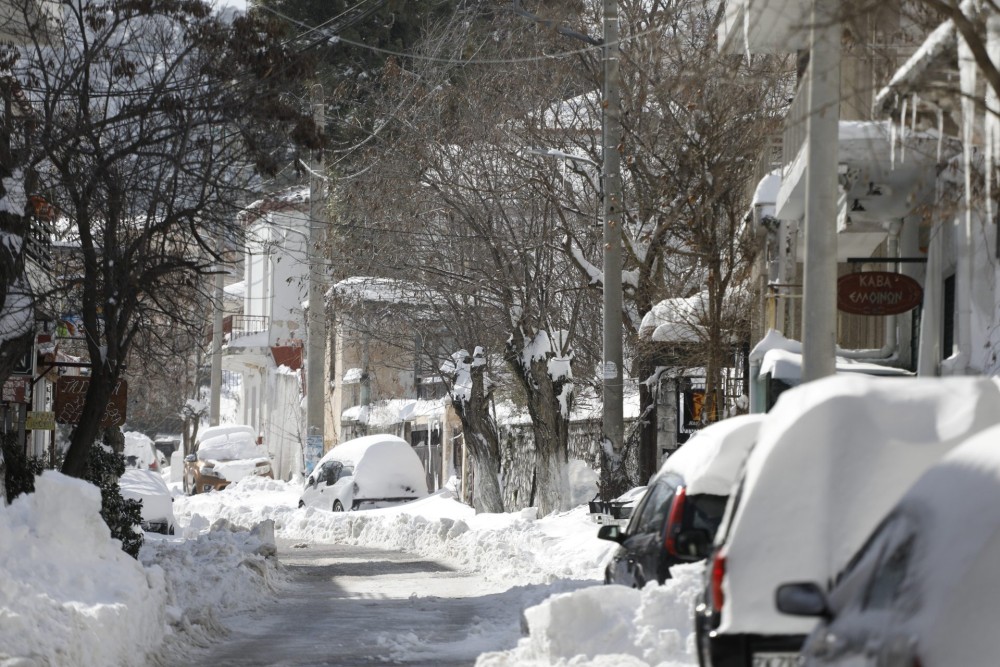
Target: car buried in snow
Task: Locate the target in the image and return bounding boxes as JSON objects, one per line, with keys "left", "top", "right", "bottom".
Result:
{"left": 183, "top": 424, "right": 272, "bottom": 495}
{"left": 598, "top": 414, "right": 763, "bottom": 588}
{"left": 299, "top": 434, "right": 428, "bottom": 512}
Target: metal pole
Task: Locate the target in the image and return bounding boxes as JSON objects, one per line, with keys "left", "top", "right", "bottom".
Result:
{"left": 602, "top": 0, "right": 625, "bottom": 467}
{"left": 801, "top": 0, "right": 840, "bottom": 381}
{"left": 306, "top": 83, "right": 327, "bottom": 468}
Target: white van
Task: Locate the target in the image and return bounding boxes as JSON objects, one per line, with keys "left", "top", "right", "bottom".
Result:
{"left": 299, "top": 434, "right": 428, "bottom": 512}
{"left": 694, "top": 374, "right": 1000, "bottom": 667}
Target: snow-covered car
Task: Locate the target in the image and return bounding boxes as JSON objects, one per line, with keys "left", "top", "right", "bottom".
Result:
{"left": 123, "top": 431, "right": 160, "bottom": 472}
{"left": 119, "top": 468, "right": 176, "bottom": 535}
{"left": 299, "top": 434, "right": 428, "bottom": 512}
{"left": 695, "top": 375, "right": 1000, "bottom": 667}
{"left": 775, "top": 421, "right": 1000, "bottom": 667}
{"left": 183, "top": 424, "right": 272, "bottom": 495}
{"left": 598, "top": 413, "right": 764, "bottom": 588}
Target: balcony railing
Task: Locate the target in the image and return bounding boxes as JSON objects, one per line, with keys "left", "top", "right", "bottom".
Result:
{"left": 782, "top": 72, "right": 810, "bottom": 173}
{"left": 204, "top": 314, "right": 269, "bottom": 345}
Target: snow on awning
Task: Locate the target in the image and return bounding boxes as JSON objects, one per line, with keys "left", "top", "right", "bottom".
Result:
{"left": 875, "top": 19, "right": 957, "bottom": 114}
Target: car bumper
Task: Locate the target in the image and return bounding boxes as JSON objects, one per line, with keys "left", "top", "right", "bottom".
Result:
{"left": 352, "top": 497, "right": 420, "bottom": 510}
{"left": 702, "top": 631, "right": 807, "bottom": 667}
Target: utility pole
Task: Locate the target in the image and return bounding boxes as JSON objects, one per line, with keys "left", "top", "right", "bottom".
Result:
{"left": 209, "top": 234, "right": 224, "bottom": 427}
{"left": 306, "top": 83, "right": 327, "bottom": 471}
{"left": 601, "top": 0, "right": 625, "bottom": 478}
{"left": 801, "top": 0, "right": 840, "bottom": 381}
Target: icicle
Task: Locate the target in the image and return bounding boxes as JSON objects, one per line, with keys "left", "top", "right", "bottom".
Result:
{"left": 890, "top": 113, "right": 897, "bottom": 169}
{"left": 937, "top": 108, "right": 944, "bottom": 162}
{"left": 900, "top": 97, "right": 908, "bottom": 163}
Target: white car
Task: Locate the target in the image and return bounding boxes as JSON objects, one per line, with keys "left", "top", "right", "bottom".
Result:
{"left": 120, "top": 468, "right": 176, "bottom": 535}
{"left": 777, "top": 421, "right": 1000, "bottom": 666}
{"left": 299, "top": 434, "right": 428, "bottom": 512}
{"left": 695, "top": 374, "right": 1000, "bottom": 667}
{"left": 123, "top": 431, "right": 160, "bottom": 472}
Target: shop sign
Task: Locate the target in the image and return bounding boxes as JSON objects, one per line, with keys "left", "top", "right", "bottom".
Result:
{"left": 25, "top": 411, "right": 55, "bottom": 431}
{"left": 54, "top": 377, "right": 127, "bottom": 428}
{"left": 2, "top": 377, "right": 31, "bottom": 404}
{"left": 837, "top": 271, "right": 923, "bottom": 316}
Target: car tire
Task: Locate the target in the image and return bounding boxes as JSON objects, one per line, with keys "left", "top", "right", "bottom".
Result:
{"left": 332, "top": 500, "right": 344, "bottom": 512}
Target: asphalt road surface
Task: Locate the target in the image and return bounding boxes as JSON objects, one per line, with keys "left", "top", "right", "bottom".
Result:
{"left": 176, "top": 539, "right": 527, "bottom": 667}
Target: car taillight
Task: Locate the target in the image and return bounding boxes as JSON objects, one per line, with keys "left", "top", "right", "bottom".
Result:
{"left": 149, "top": 461, "right": 158, "bottom": 471}
{"left": 663, "top": 486, "right": 688, "bottom": 556}
{"left": 710, "top": 552, "right": 727, "bottom": 611}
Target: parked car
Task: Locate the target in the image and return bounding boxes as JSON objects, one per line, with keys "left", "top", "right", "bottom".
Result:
{"left": 183, "top": 424, "right": 271, "bottom": 495}
{"left": 120, "top": 468, "right": 176, "bottom": 535}
{"left": 775, "top": 421, "right": 1000, "bottom": 667}
{"left": 694, "top": 375, "right": 1000, "bottom": 667}
{"left": 299, "top": 434, "right": 428, "bottom": 511}
{"left": 598, "top": 413, "right": 764, "bottom": 588}
{"left": 123, "top": 431, "right": 159, "bottom": 471}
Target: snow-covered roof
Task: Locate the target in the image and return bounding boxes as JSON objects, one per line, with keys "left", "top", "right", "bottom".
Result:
{"left": 638, "top": 292, "right": 708, "bottom": 343}
{"left": 333, "top": 276, "right": 432, "bottom": 306}
{"left": 751, "top": 329, "right": 912, "bottom": 381}
{"left": 342, "top": 398, "right": 447, "bottom": 426}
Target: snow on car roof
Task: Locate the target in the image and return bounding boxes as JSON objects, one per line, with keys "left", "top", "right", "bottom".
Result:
{"left": 197, "top": 432, "right": 263, "bottom": 462}
{"left": 658, "top": 413, "right": 764, "bottom": 496}
{"left": 719, "top": 374, "right": 1000, "bottom": 635}
{"left": 314, "top": 434, "right": 428, "bottom": 498}
{"left": 197, "top": 424, "right": 256, "bottom": 444}
{"left": 315, "top": 434, "right": 411, "bottom": 469}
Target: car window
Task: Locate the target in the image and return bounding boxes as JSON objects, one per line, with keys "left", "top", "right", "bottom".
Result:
{"left": 685, "top": 494, "right": 728, "bottom": 534}
{"left": 714, "top": 473, "right": 746, "bottom": 546}
{"left": 633, "top": 476, "right": 679, "bottom": 536}
{"left": 863, "top": 533, "right": 917, "bottom": 610}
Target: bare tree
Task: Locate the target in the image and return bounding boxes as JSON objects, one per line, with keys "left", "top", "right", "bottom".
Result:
{"left": 5, "top": 0, "right": 317, "bottom": 478}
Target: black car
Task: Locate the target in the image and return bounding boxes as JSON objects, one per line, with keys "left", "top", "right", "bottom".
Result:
{"left": 598, "top": 470, "right": 726, "bottom": 587}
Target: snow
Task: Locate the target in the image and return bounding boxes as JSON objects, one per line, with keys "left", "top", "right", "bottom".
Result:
{"left": 120, "top": 469, "right": 176, "bottom": 532}
{"left": 0, "top": 462, "right": 707, "bottom": 667}
{"left": 658, "top": 414, "right": 764, "bottom": 496}
{"left": 196, "top": 432, "right": 264, "bottom": 461}
{"left": 718, "top": 374, "right": 1000, "bottom": 636}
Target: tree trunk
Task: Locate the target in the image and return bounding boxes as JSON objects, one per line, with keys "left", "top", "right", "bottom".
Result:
{"left": 505, "top": 331, "right": 572, "bottom": 517}
{"left": 636, "top": 356, "right": 659, "bottom": 484}
{"left": 451, "top": 357, "right": 505, "bottom": 514}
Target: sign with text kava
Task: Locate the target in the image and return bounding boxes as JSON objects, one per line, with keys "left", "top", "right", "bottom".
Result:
{"left": 837, "top": 271, "right": 923, "bottom": 316}
{"left": 54, "top": 377, "right": 127, "bottom": 428}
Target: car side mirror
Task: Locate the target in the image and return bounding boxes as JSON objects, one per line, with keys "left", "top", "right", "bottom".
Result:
{"left": 597, "top": 524, "right": 626, "bottom": 544}
{"left": 307, "top": 477, "right": 315, "bottom": 487}
{"left": 184, "top": 454, "right": 196, "bottom": 463}
{"left": 674, "top": 528, "right": 712, "bottom": 560}
{"left": 775, "top": 582, "right": 832, "bottom": 619}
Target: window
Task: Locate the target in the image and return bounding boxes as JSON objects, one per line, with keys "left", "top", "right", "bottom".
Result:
{"left": 632, "top": 477, "right": 680, "bottom": 536}
{"left": 863, "top": 534, "right": 916, "bottom": 610}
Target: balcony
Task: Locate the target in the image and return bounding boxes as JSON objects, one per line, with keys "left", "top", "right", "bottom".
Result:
{"left": 204, "top": 314, "right": 269, "bottom": 346}
{"left": 773, "top": 72, "right": 944, "bottom": 260}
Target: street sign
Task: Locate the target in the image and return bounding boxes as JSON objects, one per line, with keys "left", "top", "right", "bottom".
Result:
{"left": 54, "top": 377, "right": 127, "bottom": 428}
{"left": 25, "top": 411, "right": 55, "bottom": 431}
{"left": 837, "top": 271, "right": 923, "bottom": 316}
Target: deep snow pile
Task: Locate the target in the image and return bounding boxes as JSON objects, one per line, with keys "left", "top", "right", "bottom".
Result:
{"left": 1, "top": 469, "right": 705, "bottom": 667}
{"left": 0, "top": 471, "right": 281, "bottom": 667}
